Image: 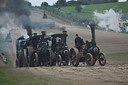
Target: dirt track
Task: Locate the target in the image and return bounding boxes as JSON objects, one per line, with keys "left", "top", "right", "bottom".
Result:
{"left": 6, "top": 8, "right": 128, "bottom": 85}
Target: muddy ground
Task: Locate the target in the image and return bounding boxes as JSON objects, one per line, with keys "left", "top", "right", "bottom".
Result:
{"left": 5, "top": 8, "right": 128, "bottom": 85}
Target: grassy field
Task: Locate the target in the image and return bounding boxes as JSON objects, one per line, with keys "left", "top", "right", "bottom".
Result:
{"left": 0, "top": 51, "right": 127, "bottom": 85}
{"left": 41, "top": 2, "right": 128, "bottom": 25}
{"left": 61, "top": 2, "right": 128, "bottom": 20}
{"left": 107, "top": 52, "right": 128, "bottom": 63}
{"left": 0, "top": 66, "right": 72, "bottom": 85}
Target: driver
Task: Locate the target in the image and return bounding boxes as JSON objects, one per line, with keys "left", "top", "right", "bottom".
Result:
{"left": 75, "top": 34, "right": 84, "bottom": 52}
{"left": 51, "top": 37, "right": 56, "bottom": 52}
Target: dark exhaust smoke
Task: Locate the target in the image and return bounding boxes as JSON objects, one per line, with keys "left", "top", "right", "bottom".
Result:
{"left": 0, "top": 0, "right": 32, "bottom": 37}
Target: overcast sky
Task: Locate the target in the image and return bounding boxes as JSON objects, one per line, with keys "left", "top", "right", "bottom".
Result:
{"left": 28, "top": 0, "right": 71, "bottom": 6}
{"left": 28, "top": 0, "right": 127, "bottom": 6}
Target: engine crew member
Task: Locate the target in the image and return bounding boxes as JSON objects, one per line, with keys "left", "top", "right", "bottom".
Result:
{"left": 75, "top": 34, "right": 84, "bottom": 52}
{"left": 51, "top": 37, "right": 56, "bottom": 52}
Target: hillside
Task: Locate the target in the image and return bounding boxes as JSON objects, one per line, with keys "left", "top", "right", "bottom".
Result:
{"left": 41, "top": 2, "right": 128, "bottom": 25}
{"left": 62, "top": 2, "right": 128, "bottom": 20}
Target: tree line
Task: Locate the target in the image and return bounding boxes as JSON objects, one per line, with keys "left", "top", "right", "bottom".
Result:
{"left": 52, "top": 0, "right": 118, "bottom": 7}
{"left": 27, "top": 0, "right": 128, "bottom": 7}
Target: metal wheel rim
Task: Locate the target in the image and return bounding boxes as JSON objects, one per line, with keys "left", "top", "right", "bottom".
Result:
{"left": 57, "top": 55, "right": 62, "bottom": 66}
{"left": 99, "top": 53, "right": 106, "bottom": 65}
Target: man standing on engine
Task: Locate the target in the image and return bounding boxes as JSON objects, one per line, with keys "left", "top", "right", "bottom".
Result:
{"left": 51, "top": 37, "right": 56, "bottom": 52}
{"left": 75, "top": 34, "right": 84, "bottom": 52}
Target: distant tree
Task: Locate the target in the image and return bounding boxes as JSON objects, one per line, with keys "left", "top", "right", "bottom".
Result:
{"left": 55, "top": 0, "right": 66, "bottom": 7}
{"left": 109, "top": 0, "right": 118, "bottom": 2}
{"left": 66, "top": 1, "right": 78, "bottom": 6}
{"left": 41, "top": 2, "right": 49, "bottom": 7}
{"left": 27, "top": 2, "right": 32, "bottom": 6}
{"left": 75, "top": 5, "right": 82, "bottom": 13}
{"left": 77, "top": 0, "right": 90, "bottom": 5}
{"left": 77, "top": 0, "right": 118, "bottom": 5}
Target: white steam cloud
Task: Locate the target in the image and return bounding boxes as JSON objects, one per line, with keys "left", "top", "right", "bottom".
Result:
{"left": 126, "top": 27, "right": 128, "bottom": 32}
{"left": 0, "top": 13, "right": 29, "bottom": 40}
{"left": 94, "top": 9, "right": 122, "bottom": 32}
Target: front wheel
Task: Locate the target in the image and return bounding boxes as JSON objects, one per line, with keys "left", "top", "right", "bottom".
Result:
{"left": 98, "top": 53, "right": 106, "bottom": 66}
{"left": 63, "top": 56, "right": 69, "bottom": 66}
{"left": 56, "top": 54, "right": 62, "bottom": 66}
{"left": 71, "top": 55, "right": 79, "bottom": 67}
{"left": 85, "top": 53, "right": 94, "bottom": 66}
{"left": 70, "top": 48, "right": 79, "bottom": 67}
{"left": 33, "top": 53, "right": 39, "bottom": 67}
{"left": 16, "top": 59, "right": 19, "bottom": 67}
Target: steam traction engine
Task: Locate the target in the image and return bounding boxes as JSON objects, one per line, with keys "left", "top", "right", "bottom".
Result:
{"left": 50, "top": 31, "right": 69, "bottom": 66}
{"left": 16, "top": 34, "right": 40, "bottom": 67}
{"left": 35, "top": 31, "right": 51, "bottom": 66}
{"left": 24, "top": 31, "right": 51, "bottom": 67}
{"left": 16, "top": 31, "right": 51, "bottom": 67}
{"left": 70, "top": 22, "right": 106, "bottom": 66}
{"left": 16, "top": 36, "right": 27, "bottom": 67}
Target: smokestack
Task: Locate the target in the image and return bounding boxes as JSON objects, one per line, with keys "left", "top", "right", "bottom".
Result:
{"left": 41, "top": 31, "right": 46, "bottom": 40}
{"left": 89, "top": 21, "right": 96, "bottom": 46}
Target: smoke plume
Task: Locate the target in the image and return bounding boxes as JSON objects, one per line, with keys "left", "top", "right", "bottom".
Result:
{"left": 94, "top": 9, "right": 122, "bottom": 32}
{"left": 0, "top": 0, "right": 32, "bottom": 37}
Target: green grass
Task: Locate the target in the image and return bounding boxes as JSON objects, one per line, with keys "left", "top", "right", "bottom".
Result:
{"left": 0, "top": 66, "right": 72, "bottom": 85}
{"left": 61, "top": 2, "right": 128, "bottom": 20}
{"left": 41, "top": 2, "right": 128, "bottom": 25}
{"left": 107, "top": 52, "right": 128, "bottom": 62}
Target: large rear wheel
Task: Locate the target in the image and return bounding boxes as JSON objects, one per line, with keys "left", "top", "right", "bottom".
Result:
{"left": 85, "top": 53, "right": 94, "bottom": 66}
{"left": 98, "top": 53, "right": 106, "bottom": 66}
{"left": 28, "top": 47, "right": 33, "bottom": 67}
{"left": 71, "top": 55, "right": 79, "bottom": 67}
{"left": 70, "top": 48, "right": 79, "bottom": 67}
{"left": 49, "top": 51, "right": 56, "bottom": 66}
{"left": 17, "top": 56, "right": 23, "bottom": 67}
{"left": 16, "top": 59, "right": 19, "bottom": 67}
{"left": 33, "top": 53, "right": 39, "bottom": 67}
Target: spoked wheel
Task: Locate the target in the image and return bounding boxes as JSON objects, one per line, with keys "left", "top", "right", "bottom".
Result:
{"left": 98, "top": 53, "right": 106, "bottom": 66}
{"left": 29, "top": 53, "right": 33, "bottom": 67}
{"left": 49, "top": 51, "right": 56, "bottom": 66}
{"left": 70, "top": 48, "right": 79, "bottom": 67}
{"left": 19, "top": 56, "right": 23, "bottom": 67}
{"left": 23, "top": 49, "right": 29, "bottom": 67}
{"left": 16, "top": 56, "right": 23, "bottom": 67}
{"left": 63, "top": 56, "right": 69, "bottom": 66}
{"left": 33, "top": 53, "right": 39, "bottom": 67}
{"left": 91, "top": 59, "right": 96, "bottom": 66}
{"left": 28, "top": 47, "right": 33, "bottom": 67}
{"left": 85, "top": 53, "right": 94, "bottom": 66}
{"left": 71, "top": 55, "right": 79, "bottom": 67}
{"left": 57, "top": 54, "right": 62, "bottom": 66}
{"left": 16, "top": 59, "right": 19, "bottom": 67}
